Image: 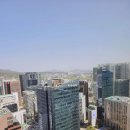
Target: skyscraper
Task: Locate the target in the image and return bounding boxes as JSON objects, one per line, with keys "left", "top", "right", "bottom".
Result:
{"left": 79, "top": 92, "right": 86, "bottom": 124}
{"left": 0, "top": 80, "right": 3, "bottom": 95}
{"left": 93, "top": 63, "right": 130, "bottom": 81}
{"left": 93, "top": 62, "right": 130, "bottom": 106}
{"left": 114, "top": 79, "right": 130, "bottom": 97}
{"left": 95, "top": 67, "right": 113, "bottom": 106}
{"left": 102, "top": 68, "right": 113, "bottom": 99}
{"left": 19, "top": 72, "right": 41, "bottom": 92}
{"left": 79, "top": 81, "right": 89, "bottom": 108}
{"left": 37, "top": 81, "right": 80, "bottom": 130}
{"left": 115, "top": 63, "right": 130, "bottom": 79}
{"left": 23, "top": 90, "right": 38, "bottom": 122}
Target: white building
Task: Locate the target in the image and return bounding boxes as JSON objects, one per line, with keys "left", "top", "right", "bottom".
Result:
{"left": 88, "top": 105, "right": 97, "bottom": 127}
{"left": 79, "top": 92, "right": 86, "bottom": 123}
{"left": 13, "top": 109, "right": 26, "bottom": 125}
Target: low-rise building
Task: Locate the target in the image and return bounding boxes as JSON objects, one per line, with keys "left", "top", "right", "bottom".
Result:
{"left": 0, "top": 92, "right": 19, "bottom": 111}
{"left": 0, "top": 79, "right": 22, "bottom": 106}
{"left": 0, "top": 93, "right": 26, "bottom": 126}
{"left": 88, "top": 105, "right": 97, "bottom": 127}
{"left": 13, "top": 109, "right": 26, "bottom": 125}
{"left": 0, "top": 108, "right": 21, "bottom": 130}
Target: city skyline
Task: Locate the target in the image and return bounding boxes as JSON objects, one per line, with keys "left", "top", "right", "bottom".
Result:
{"left": 0, "top": 0, "right": 130, "bottom": 72}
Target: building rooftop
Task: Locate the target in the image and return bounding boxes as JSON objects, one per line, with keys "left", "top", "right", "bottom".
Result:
{"left": 37, "top": 80, "right": 79, "bottom": 90}
{"left": 56, "top": 80, "right": 79, "bottom": 88}
{"left": 105, "top": 96, "right": 130, "bottom": 104}
{"left": 0, "top": 94, "right": 13, "bottom": 98}
{"left": 23, "top": 90, "right": 35, "bottom": 95}
{"left": 0, "top": 108, "right": 11, "bottom": 117}
{"left": 88, "top": 105, "right": 97, "bottom": 110}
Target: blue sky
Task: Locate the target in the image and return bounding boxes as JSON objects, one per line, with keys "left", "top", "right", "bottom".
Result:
{"left": 0, "top": 0, "right": 130, "bottom": 71}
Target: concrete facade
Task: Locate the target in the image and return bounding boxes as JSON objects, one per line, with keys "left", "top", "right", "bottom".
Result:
{"left": 23, "top": 90, "right": 37, "bottom": 121}
{"left": 19, "top": 72, "right": 41, "bottom": 91}
{"left": 0, "top": 79, "right": 22, "bottom": 105}
{"left": 104, "top": 96, "right": 130, "bottom": 130}
{"left": 88, "top": 105, "right": 97, "bottom": 127}
{"left": 79, "top": 92, "right": 86, "bottom": 123}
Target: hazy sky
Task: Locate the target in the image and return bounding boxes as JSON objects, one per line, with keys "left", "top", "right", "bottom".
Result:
{"left": 0, "top": 0, "right": 130, "bottom": 72}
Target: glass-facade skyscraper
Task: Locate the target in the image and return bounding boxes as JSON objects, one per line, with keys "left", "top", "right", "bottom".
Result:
{"left": 95, "top": 67, "right": 113, "bottom": 106}
{"left": 19, "top": 72, "right": 41, "bottom": 92}
{"left": 37, "top": 81, "right": 80, "bottom": 130}
{"left": 114, "top": 79, "right": 130, "bottom": 97}
{"left": 115, "top": 63, "right": 130, "bottom": 79}
{"left": 102, "top": 68, "right": 113, "bottom": 99}
{"left": 93, "top": 63, "right": 130, "bottom": 106}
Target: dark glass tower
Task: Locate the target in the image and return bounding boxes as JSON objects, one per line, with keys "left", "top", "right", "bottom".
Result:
{"left": 37, "top": 81, "right": 80, "bottom": 130}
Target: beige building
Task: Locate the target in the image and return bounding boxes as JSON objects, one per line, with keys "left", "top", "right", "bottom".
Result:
{"left": 104, "top": 96, "right": 130, "bottom": 130}
{"left": 23, "top": 90, "right": 37, "bottom": 121}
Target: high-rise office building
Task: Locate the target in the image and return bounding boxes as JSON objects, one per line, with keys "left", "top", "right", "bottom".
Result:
{"left": 115, "top": 63, "right": 130, "bottom": 79}
{"left": 0, "top": 80, "right": 3, "bottom": 95}
{"left": 114, "top": 79, "right": 130, "bottom": 97}
{"left": 23, "top": 90, "right": 37, "bottom": 122}
{"left": 19, "top": 72, "right": 41, "bottom": 92}
{"left": 79, "top": 81, "right": 89, "bottom": 108}
{"left": 37, "top": 81, "right": 80, "bottom": 130}
{"left": 93, "top": 64, "right": 115, "bottom": 81}
{"left": 94, "top": 63, "right": 130, "bottom": 101}
{"left": 93, "top": 63, "right": 130, "bottom": 82}
{"left": 79, "top": 92, "right": 86, "bottom": 123}
{"left": 102, "top": 68, "right": 113, "bottom": 99}
{"left": 95, "top": 67, "right": 113, "bottom": 106}
{"left": 93, "top": 67, "right": 99, "bottom": 82}
{"left": 104, "top": 96, "right": 130, "bottom": 130}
